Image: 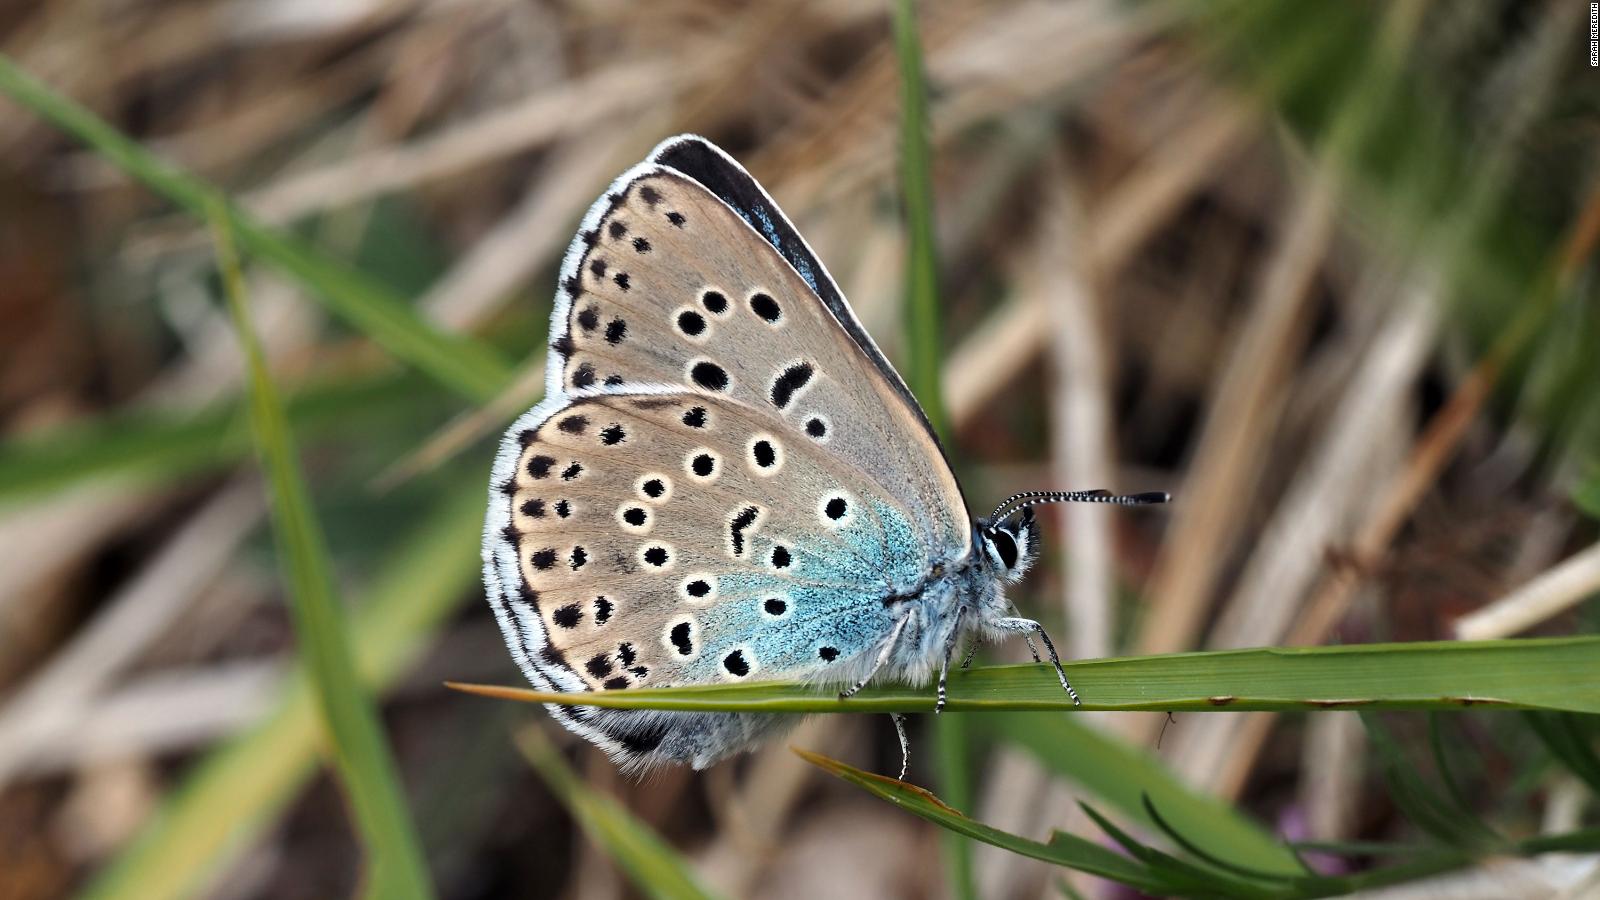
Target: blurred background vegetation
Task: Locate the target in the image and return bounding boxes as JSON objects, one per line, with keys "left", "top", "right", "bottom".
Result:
{"left": 0, "top": 0, "right": 1597, "bottom": 897}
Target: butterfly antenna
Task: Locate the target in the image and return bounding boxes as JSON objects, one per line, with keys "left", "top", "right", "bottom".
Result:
{"left": 989, "top": 489, "right": 1170, "bottom": 525}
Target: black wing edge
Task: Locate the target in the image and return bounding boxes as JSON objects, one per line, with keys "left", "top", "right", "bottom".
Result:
{"left": 649, "top": 136, "right": 954, "bottom": 457}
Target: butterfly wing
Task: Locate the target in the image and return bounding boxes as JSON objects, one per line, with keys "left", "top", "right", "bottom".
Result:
{"left": 484, "top": 135, "right": 970, "bottom": 768}
{"left": 545, "top": 137, "right": 969, "bottom": 552}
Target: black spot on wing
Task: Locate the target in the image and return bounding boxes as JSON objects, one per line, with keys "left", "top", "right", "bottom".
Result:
{"left": 691, "top": 362, "right": 728, "bottom": 391}
{"left": 749, "top": 292, "right": 780, "bottom": 322}
{"left": 728, "top": 506, "right": 759, "bottom": 556}
{"left": 770, "top": 363, "right": 813, "bottom": 409}
{"left": 670, "top": 622, "right": 693, "bottom": 655}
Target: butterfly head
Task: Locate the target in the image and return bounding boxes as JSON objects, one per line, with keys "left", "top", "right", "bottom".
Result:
{"left": 978, "top": 507, "right": 1038, "bottom": 584}
{"left": 979, "top": 489, "right": 1171, "bottom": 584}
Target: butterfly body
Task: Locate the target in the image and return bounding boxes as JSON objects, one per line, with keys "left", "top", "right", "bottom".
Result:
{"left": 483, "top": 136, "right": 1157, "bottom": 771}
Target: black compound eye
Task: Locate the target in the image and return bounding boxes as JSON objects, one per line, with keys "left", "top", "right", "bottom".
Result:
{"left": 990, "top": 530, "right": 1019, "bottom": 570}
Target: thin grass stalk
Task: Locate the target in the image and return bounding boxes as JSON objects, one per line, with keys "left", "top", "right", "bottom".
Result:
{"left": 891, "top": 2, "right": 974, "bottom": 897}
{"left": 211, "top": 203, "right": 434, "bottom": 899}
{"left": 0, "top": 54, "right": 510, "bottom": 402}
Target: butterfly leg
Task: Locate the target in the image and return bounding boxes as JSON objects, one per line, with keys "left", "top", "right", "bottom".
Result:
{"left": 935, "top": 606, "right": 967, "bottom": 715}
{"left": 959, "top": 643, "right": 979, "bottom": 670}
{"left": 890, "top": 712, "right": 910, "bottom": 781}
{"left": 1007, "top": 601, "right": 1042, "bottom": 663}
{"left": 840, "top": 608, "right": 915, "bottom": 700}
{"left": 996, "top": 617, "right": 1081, "bottom": 706}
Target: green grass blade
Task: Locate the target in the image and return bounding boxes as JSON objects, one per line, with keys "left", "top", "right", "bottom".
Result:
{"left": 83, "top": 480, "right": 485, "bottom": 899}
{"left": 449, "top": 637, "right": 1600, "bottom": 714}
{"left": 0, "top": 373, "right": 448, "bottom": 505}
{"left": 991, "top": 713, "right": 1304, "bottom": 876}
{"left": 796, "top": 748, "right": 1178, "bottom": 896}
{"left": 892, "top": 0, "right": 946, "bottom": 431}
{"left": 1073, "top": 802, "right": 1273, "bottom": 898}
{"left": 213, "top": 207, "right": 433, "bottom": 898}
{"left": 801, "top": 750, "right": 1562, "bottom": 899}
{"left": 1361, "top": 714, "right": 1500, "bottom": 852}
{"left": 0, "top": 54, "right": 510, "bottom": 402}
{"left": 1523, "top": 712, "right": 1600, "bottom": 794}
{"left": 517, "top": 729, "right": 724, "bottom": 900}
{"left": 889, "top": 1, "right": 968, "bottom": 894}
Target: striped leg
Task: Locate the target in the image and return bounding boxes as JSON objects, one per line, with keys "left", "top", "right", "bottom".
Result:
{"left": 935, "top": 606, "right": 967, "bottom": 714}
{"left": 995, "top": 616, "right": 1080, "bottom": 706}
{"left": 891, "top": 713, "right": 910, "bottom": 781}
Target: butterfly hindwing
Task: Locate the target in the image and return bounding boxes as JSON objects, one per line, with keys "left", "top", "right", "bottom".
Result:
{"left": 494, "top": 389, "right": 927, "bottom": 694}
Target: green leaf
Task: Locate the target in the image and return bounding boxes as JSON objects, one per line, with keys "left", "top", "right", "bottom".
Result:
{"left": 796, "top": 748, "right": 1179, "bottom": 896}
{"left": 892, "top": 0, "right": 946, "bottom": 438}
{"left": 518, "top": 729, "right": 724, "bottom": 900}
{"left": 84, "top": 479, "right": 486, "bottom": 899}
{"left": 1523, "top": 712, "right": 1600, "bottom": 795}
{"left": 1361, "top": 714, "right": 1500, "bottom": 851}
{"left": 1074, "top": 802, "right": 1273, "bottom": 898}
{"left": 992, "top": 713, "right": 1304, "bottom": 876}
{"left": 1575, "top": 468, "right": 1600, "bottom": 521}
{"left": 0, "top": 54, "right": 511, "bottom": 402}
{"left": 801, "top": 748, "right": 1570, "bottom": 898}
{"left": 213, "top": 206, "right": 433, "bottom": 898}
{"left": 0, "top": 373, "right": 448, "bottom": 505}
{"left": 448, "top": 637, "right": 1600, "bottom": 714}
{"left": 889, "top": 1, "right": 968, "bottom": 894}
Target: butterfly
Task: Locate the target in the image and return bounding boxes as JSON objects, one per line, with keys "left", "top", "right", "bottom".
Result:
{"left": 482, "top": 135, "right": 1167, "bottom": 775}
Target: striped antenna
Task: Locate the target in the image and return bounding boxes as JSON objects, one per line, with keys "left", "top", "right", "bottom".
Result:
{"left": 989, "top": 489, "right": 1170, "bottom": 526}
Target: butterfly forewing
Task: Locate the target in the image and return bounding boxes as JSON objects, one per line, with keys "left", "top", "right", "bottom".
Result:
{"left": 551, "top": 165, "right": 967, "bottom": 556}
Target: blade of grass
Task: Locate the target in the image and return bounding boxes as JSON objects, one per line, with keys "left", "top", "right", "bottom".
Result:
{"left": 990, "top": 713, "right": 1304, "bottom": 876}
{"left": 0, "top": 372, "right": 450, "bottom": 505}
{"left": 1073, "top": 802, "right": 1274, "bottom": 898}
{"left": 213, "top": 205, "right": 433, "bottom": 898}
{"left": 893, "top": 0, "right": 946, "bottom": 428}
{"left": 83, "top": 480, "right": 485, "bottom": 900}
{"left": 802, "top": 749, "right": 1584, "bottom": 898}
{"left": 1523, "top": 712, "right": 1600, "bottom": 795}
{"left": 1361, "top": 714, "right": 1500, "bottom": 852}
{"left": 448, "top": 636, "right": 1600, "bottom": 714}
{"left": 0, "top": 55, "right": 510, "bottom": 402}
{"left": 795, "top": 748, "right": 1178, "bottom": 896}
{"left": 517, "top": 729, "right": 725, "bottom": 900}
{"left": 890, "top": 1, "right": 968, "bottom": 895}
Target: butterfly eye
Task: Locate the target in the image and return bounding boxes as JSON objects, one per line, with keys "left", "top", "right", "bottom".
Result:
{"left": 989, "top": 529, "right": 1019, "bottom": 570}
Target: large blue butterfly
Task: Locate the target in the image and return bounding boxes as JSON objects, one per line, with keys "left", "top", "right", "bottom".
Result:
{"left": 483, "top": 135, "right": 1165, "bottom": 772}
